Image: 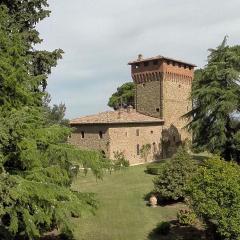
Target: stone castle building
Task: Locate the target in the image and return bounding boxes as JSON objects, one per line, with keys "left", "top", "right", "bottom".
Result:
{"left": 69, "top": 55, "right": 196, "bottom": 165}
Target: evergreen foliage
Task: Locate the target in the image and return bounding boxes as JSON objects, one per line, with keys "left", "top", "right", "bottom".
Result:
{"left": 0, "top": 4, "right": 110, "bottom": 239}
{"left": 108, "top": 82, "right": 135, "bottom": 109}
{"left": 187, "top": 156, "right": 240, "bottom": 239}
{"left": 185, "top": 37, "right": 240, "bottom": 161}
{"left": 153, "top": 147, "right": 196, "bottom": 201}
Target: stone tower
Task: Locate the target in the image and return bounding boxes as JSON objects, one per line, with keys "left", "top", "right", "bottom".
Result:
{"left": 128, "top": 55, "right": 196, "bottom": 143}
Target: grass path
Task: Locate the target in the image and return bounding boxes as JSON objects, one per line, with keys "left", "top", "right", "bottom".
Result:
{"left": 72, "top": 165, "right": 183, "bottom": 240}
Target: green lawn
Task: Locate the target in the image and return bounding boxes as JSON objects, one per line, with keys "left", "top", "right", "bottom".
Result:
{"left": 71, "top": 164, "right": 184, "bottom": 240}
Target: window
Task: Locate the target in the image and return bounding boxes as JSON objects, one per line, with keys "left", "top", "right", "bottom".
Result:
{"left": 153, "top": 60, "right": 158, "bottom": 65}
{"left": 153, "top": 142, "right": 157, "bottom": 153}
{"left": 137, "top": 144, "right": 140, "bottom": 155}
{"left": 99, "top": 131, "right": 103, "bottom": 139}
{"left": 166, "top": 60, "right": 170, "bottom": 65}
{"left": 136, "top": 129, "right": 140, "bottom": 136}
{"left": 135, "top": 63, "right": 140, "bottom": 69}
{"left": 125, "top": 132, "right": 128, "bottom": 137}
{"left": 142, "top": 83, "right": 146, "bottom": 87}
{"left": 151, "top": 130, "right": 153, "bottom": 134}
{"left": 156, "top": 108, "right": 160, "bottom": 112}
{"left": 144, "top": 62, "right": 149, "bottom": 67}
{"left": 81, "top": 131, "right": 85, "bottom": 139}
{"left": 101, "top": 150, "right": 106, "bottom": 158}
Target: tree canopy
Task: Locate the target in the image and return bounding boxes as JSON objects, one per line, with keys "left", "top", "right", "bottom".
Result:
{"left": 185, "top": 37, "right": 240, "bottom": 161}
{"left": 153, "top": 147, "right": 196, "bottom": 201}
{"left": 108, "top": 82, "right": 135, "bottom": 110}
{"left": 0, "top": 3, "right": 110, "bottom": 239}
{"left": 187, "top": 156, "right": 240, "bottom": 239}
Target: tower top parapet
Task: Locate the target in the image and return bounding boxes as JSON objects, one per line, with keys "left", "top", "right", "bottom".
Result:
{"left": 128, "top": 55, "right": 196, "bottom": 68}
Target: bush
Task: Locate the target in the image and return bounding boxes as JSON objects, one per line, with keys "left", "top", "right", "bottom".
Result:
{"left": 113, "top": 151, "right": 129, "bottom": 169}
{"left": 177, "top": 209, "right": 197, "bottom": 226}
{"left": 187, "top": 156, "right": 240, "bottom": 239}
{"left": 146, "top": 164, "right": 163, "bottom": 175}
{"left": 154, "top": 221, "right": 171, "bottom": 235}
{"left": 153, "top": 147, "right": 197, "bottom": 201}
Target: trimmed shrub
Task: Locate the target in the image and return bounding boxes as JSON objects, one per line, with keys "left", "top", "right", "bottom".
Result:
{"left": 146, "top": 164, "right": 163, "bottom": 175}
{"left": 153, "top": 147, "right": 197, "bottom": 201}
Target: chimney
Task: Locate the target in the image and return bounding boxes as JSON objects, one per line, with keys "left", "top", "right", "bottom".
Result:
{"left": 118, "top": 107, "right": 124, "bottom": 119}
{"left": 138, "top": 54, "right": 143, "bottom": 61}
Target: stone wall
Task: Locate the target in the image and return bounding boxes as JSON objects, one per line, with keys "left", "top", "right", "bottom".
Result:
{"left": 135, "top": 80, "right": 161, "bottom": 118}
{"left": 69, "top": 123, "right": 164, "bottom": 165}
{"left": 109, "top": 123, "right": 163, "bottom": 165}
{"left": 162, "top": 61, "right": 193, "bottom": 141}
{"left": 68, "top": 125, "right": 110, "bottom": 156}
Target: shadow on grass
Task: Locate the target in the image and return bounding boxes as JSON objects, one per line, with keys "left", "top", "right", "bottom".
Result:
{"left": 40, "top": 230, "right": 74, "bottom": 240}
{"left": 148, "top": 220, "right": 207, "bottom": 240}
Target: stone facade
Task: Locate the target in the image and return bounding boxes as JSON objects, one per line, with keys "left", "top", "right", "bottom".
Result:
{"left": 69, "top": 125, "right": 110, "bottom": 156}
{"left": 129, "top": 55, "right": 195, "bottom": 156}
{"left": 69, "top": 54, "right": 195, "bottom": 164}
{"left": 108, "top": 123, "right": 163, "bottom": 165}
{"left": 69, "top": 120, "right": 164, "bottom": 165}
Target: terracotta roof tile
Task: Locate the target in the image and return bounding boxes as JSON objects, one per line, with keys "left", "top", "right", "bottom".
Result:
{"left": 128, "top": 55, "right": 196, "bottom": 67}
{"left": 70, "top": 109, "right": 164, "bottom": 125}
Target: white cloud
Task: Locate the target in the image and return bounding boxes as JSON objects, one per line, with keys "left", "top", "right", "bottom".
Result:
{"left": 37, "top": 0, "right": 240, "bottom": 118}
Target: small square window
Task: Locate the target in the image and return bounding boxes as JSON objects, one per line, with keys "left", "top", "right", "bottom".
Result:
{"left": 151, "top": 130, "right": 153, "bottom": 134}
{"left": 144, "top": 62, "right": 149, "bottom": 67}
{"left": 156, "top": 108, "right": 160, "bottom": 112}
{"left": 153, "top": 60, "right": 158, "bottom": 65}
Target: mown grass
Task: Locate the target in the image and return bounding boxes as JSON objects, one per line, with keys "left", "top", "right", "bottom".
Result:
{"left": 71, "top": 164, "right": 184, "bottom": 240}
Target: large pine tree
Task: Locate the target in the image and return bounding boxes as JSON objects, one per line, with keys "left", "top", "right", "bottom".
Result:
{"left": 0, "top": 3, "right": 110, "bottom": 239}
{"left": 185, "top": 37, "right": 240, "bottom": 161}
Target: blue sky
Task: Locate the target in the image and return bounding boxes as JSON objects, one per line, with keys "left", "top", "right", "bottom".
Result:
{"left": 37, "top": 0, "right": 240, "bottom": 119}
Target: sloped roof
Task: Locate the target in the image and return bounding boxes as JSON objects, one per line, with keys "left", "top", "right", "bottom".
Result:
{"left": 70, "top": 109, "right": 164, "bottom": 125}
{"left": 128, "top": 55, "right": 196, "bottom": 67}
